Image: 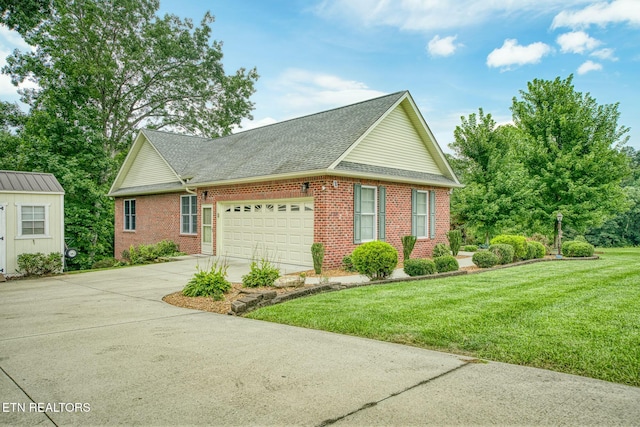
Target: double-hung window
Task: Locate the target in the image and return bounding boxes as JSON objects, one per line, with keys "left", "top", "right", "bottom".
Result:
{"left": 412, "top": 189, "right": 436, "bottom": 239}
{"left": 124, "top": 199, "right": 136, "bottom": 231}
{"left": 181, "top": 195, "right": 197, "bottom": 234}
{"left": 415, "top": 191, "right": 428, "bottom": 238}
{"left": 19, "top": 205, "right": 47, "bottom": 237}
{"left": 354, "top": 184, "right": 386, "bottom": 243}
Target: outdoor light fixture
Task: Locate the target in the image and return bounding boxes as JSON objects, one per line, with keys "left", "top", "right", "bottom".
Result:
{"left": 301, "top": 182, "right": 310, "bottom": 193}
{"left": 202, "top": 190, "right": 208, "bottom": 200}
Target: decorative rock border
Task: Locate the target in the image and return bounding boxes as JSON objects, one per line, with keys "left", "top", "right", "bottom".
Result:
{"left": 230, "top": 255, "right": 599, "bottom": 316}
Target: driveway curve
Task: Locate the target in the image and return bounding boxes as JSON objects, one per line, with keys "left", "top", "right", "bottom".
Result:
{"left": 1, "top": 257, "right": 639, "bottom": 426}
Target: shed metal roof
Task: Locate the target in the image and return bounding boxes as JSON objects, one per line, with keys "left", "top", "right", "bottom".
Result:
{"left": 0, "top": 170, "right": 65, "bottom": 193}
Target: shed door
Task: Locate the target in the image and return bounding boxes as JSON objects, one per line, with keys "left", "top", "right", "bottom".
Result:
{"left": 0, "top": 203, "right": 5, "bottom": 275}
{"left": 217, "top": 199, "right": 314, "bottom": 266}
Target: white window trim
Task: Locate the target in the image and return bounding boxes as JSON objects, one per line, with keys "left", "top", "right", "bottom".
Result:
{"left": 181, "top": 195, "right": 198, "bottom": 235}
{"left": 416, "top": 190, "right": 429, "bottom": 238}
{"left": 15, "top": 203, "right": 50, "bottom": 239}
{"left": 360, "top": 185, "right": 378, "bottom": 243}
{"left": 124, "top": 199, "right": 136, "bottom": 231}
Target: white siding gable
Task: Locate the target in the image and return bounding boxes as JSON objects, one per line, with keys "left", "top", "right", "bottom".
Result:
{"left": 120, "top": 140, "right": 177, "bottom": 188}
{"left": 343, "top": 103, "right": 442, "bottom": 175}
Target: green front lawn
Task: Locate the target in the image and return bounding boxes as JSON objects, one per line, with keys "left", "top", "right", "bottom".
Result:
{"left": 248, "top": 248, "right": 640, "bottom": 386}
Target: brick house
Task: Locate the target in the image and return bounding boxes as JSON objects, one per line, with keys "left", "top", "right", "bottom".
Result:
{"left": 108, "top": 91, "right": 461, "bottom": 268}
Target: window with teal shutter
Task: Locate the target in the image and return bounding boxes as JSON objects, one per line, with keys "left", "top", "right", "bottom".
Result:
{"left": 354, "top": 184, "right": 361, "bottom": 243}
{"left": 378, "top": 186, "right": 386, "bottom": 241}
{"left": 354, "top": 184, "right": 378, "bottom": 243}
{"left": 429, "top": 190, "right": 436, "bottom": 239}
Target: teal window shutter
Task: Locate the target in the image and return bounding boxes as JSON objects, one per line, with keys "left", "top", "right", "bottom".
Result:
{"left": 354, "top": 184, "right": 362, "bottom": 244}
{"left": 429, "top": 190, "right": 436, "bottom": 239}
{"left": 411, "top": 189, "right": 417, "bottom": 237}
{"left": 378, "top": 186, "right": 386, "bottom": 241}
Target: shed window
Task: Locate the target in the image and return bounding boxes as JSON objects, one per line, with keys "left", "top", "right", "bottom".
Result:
{"left": 124, "top": 199, "right": 136, "bottom": 231}
{"left": 19, "top": 205, "right": 47, "bottom": 236}
{"left": 181, "top": 195, "right": 197, "bottom": 234}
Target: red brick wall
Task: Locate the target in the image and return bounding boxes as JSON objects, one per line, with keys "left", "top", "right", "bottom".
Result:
{"left": 114, "top": 193, "right": 200, "bottom": 259}
{"left": 114, "top": 176, "right": 451, "bottom": 268}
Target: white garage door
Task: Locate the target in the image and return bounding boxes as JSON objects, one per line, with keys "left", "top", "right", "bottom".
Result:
{"left": 218, "top": 199, "right": 314, "bottom": 266}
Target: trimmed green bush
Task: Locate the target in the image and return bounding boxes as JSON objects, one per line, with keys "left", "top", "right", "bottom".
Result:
{"left": 403, "top": 258, "right": 437, "bottom": 276}
{"left": 351, "top": 241, "right": 398, "bottom": 281}
{"left": 434, "top": 255, "right": 459, "bottom": 273}
{"left": 562, "top": 241, "right": 595, "bottom": 257}
{"left": 463, "top": 245, "right": 478, "bottom": 252}
{"left": 489, "top": 244, "right": 515, "bottom": 265}
{"left": 242, "top": 258, "right": 281, "bottom": 287}
{"left": 311, "top": 242, "right": 324, "bottom": 274}
{"left": 183, "top": 259, "right": 232, "bottom": 300}
{"left": 446, "top": 230, "right": 463, "bottom": 256}
{"left": 472, "top": 250, "right": 499, "bottom": 268}
{"left": 124, "top": 240, "right": 183, "bottom": 265}
{"left": 17, "top": 252, "right": 63, "bottom": 276}
{"left": 401, "top": 235, "right": 417, "bottom": 261}
{"left": 526, "top": 241, "right": 546, "bottom": 259}
{"left": 342, "top": 255, "right": 356, "bottom": 272}
{"left": 433, "top": 243, "right": 450, "bottom": 258}
{"left": 490, "top": 235, "right": 527, "bottom": 260}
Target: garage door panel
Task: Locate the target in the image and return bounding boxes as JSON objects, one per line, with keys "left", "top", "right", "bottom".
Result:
{"left": 219, "top": 200, "right": 314, "bottom": 266}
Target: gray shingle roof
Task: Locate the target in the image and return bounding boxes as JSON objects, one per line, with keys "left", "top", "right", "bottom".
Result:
{"left": 335, "top": 161, "right": 458, "bottom": 186}
{"left": 0, "top": 170, "right": 64, "bottom": 193}
{"left": 143, "top": 91, "right": 408, "bottom": 184}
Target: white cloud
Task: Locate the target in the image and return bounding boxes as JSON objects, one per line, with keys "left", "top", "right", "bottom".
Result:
{"left": 552, "top": 0, "right": 640, "bottom": 29}
{"left": 315, "top": 0, "right": 591, "bottom": 31}
{"left": 486, "top": 39, "right": 552, "bottom": 70}
{"left": 427, "top": 35, "right": 461, "bottom": 57}
{"left": 590, "top": 48, "right": 618, "bottom": 61}
{"left": 577, "top": 60, "right": 603, "bottom": 74}
{"left": 272, "top": 68, "right": 386, "bottom": 114}
{"left": 0, "top": 26, "right": 32, "bottom": 51}
{"left": 556, "top": 31, "right": 601, "bottom": 53}
{"left": 236, "top": 117, "right": 278, "bottom": 133}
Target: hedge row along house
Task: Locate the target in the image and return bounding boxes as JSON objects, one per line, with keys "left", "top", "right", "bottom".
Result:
{"left": 0, "top": 171, "right": 65, "bottom": 277}
{"left": 108, "top": 91, "right": 462, "bottom": 268}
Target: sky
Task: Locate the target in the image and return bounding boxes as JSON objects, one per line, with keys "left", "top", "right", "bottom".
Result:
{"left": 1, "top": 0, "right": 639, "bottom": 153}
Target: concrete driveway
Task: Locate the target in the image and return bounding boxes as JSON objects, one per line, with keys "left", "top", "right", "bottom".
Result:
{"left": 1, "top": 257, "right": 639, "bottom": 426}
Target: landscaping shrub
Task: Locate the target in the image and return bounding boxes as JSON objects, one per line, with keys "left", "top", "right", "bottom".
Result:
{"left": 351, "top": 241, "right": 398, "bottom": 281}
{"left": 526, "top": 241, "right": 546, "bottom": 260}
{"left": 242, "top": 258, "right": 281, "bottom": 287}
{"left": 432, "top": 243, "right": 450, "bottom": 258}
{"left": 183, "top": 259, "right": 231, "bottom": 300}
{"left": 463, "top": 245, "right": 478, "bottom": 252}
{"left": 434, "top": 255, "right": 459, "bottom": 273}
{"left": 562, "top": 241, "right": 595, "bottom": 257}
{"left": 446, "top": 230, "right": 463, "bottom": 256}
{"left": 403, "top": 258, "right": 436, "bottom": 276}
{"left": 401, "top": 235, "right": 417, "bottom": 261}
{"left": 490, "top": 235, "right": 527, "bottom": 260}
{"left": 488, "top": 244, "right": 515, "bottom": 265}
{"left": 124, "top": 240, "right": 183, "bottom": 265}
{"left": 311, "top": 242, "right": 324, "bottom": 274}
{"left": 342, "top": 255, "right": 356, "bottom": 272}
{"left": 17, "top": 252, "right": 63, "bottom": 276}
{"left": 91, "top": 257, "right": 120, "bottom": 269}
{"left": 472, "top": 250, "right": 499, "bottom": 268}
{"left": 529, "top": 233, "right": 551, "bottom": 255}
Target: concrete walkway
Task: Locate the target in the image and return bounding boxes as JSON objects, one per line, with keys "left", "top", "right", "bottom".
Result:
{"left": 1, "top": 257, "right": 638, "bottom": 426}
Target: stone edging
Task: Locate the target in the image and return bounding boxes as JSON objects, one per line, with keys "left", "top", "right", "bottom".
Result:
{"left": 230, "top": 255, "right": 599, "bottom": 315}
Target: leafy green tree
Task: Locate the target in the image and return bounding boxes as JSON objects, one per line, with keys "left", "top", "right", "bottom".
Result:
{"left": 0, "top": 0, "right": 51, "bottom": 34}
{"left": 1, "top": 0, "right": 258, "bottom": 268}
{"left": 585, "top": 147, "right": 640, "bottom": 246}
{"left": 449, "top": 109, "right": 532, "bottom": 244}
{"left": 511, "top": 75, "right": 630, "bottom": 240}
